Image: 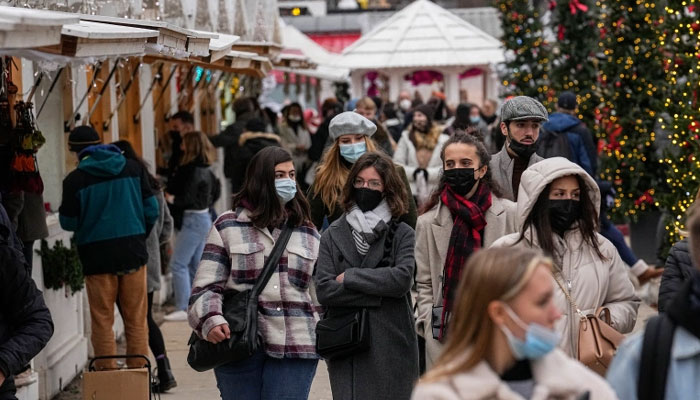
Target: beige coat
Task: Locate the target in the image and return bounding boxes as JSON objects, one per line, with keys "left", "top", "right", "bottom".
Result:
{"left": 411, "top": 349, "right": 619, "bottom": 400}
{"left": 489, "top": 144, "right": 543, "bottom": 201}
{"left": 491, "top": 157, "right": 639, "bottom": 357}
{"left": 415, "top": 195, "right": 517, "bottom": 367}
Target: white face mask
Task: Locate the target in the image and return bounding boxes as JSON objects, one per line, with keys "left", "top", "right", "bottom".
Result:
{"left": 400, "top": 99, "right": 412, "bottom": 111}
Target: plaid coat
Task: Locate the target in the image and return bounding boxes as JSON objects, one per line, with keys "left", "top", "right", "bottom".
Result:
{"left": 188, "top": 208, "right": 321, "bottom": 359}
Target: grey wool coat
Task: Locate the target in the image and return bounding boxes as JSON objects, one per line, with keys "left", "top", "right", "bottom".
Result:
{"left": 489, "top": 144, "right": 543, "bottom": 201}
{"left": 314, "top": 215, "right": 419, "bottom": 400}
{"left": 147, "top": 191, "right": 173, "bottom": 293}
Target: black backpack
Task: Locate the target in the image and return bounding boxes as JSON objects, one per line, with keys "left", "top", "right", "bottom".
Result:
{"left": 638, "top": 314, "right": 676, "bottom": 400}
{"left": 536, "top": 128, "right": 573, "bottom": 160}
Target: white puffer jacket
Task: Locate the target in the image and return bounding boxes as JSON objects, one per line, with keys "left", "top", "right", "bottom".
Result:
{"left": 491, "top": 157, "right": 639, "bottom": 357}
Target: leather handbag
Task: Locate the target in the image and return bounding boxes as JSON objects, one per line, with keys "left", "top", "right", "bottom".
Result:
{"left": 187, "top": 224, "right": 293, "bottom": 372}
{"left": 554, "top": 276, "right": 624, "bottom": 376}
{"left": 431, "top": 305, "right": 443, "bottom": 340}
{"left": 315, "top": 307, "right": 370, "bottom": 360}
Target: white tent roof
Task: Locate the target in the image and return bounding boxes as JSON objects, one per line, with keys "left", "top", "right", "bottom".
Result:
{"left": 280, "top": 21, "right": 348, "bottom": 81}
{"left": 334, "top": 0, "right": 504, "bottom": 70}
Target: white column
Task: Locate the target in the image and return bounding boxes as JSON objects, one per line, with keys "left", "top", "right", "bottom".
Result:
{"left": 444, "top": 69, "right": 460, "bottom": 107}
{"left": 350, "top": 70, "right": 363, "bottom": 99}
{"left": 389, "top": 71, "right": 401, "bottom": 103}
{"left": 139, "top": 63, "right": 156, "bottom": 172}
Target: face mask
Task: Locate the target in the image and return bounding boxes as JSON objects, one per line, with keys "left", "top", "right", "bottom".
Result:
{"left": 500, "top": 305, "right": 560, "bottom": 360}
{"left": 548, "top": 199, "right": 582, "bottom": 235}
{"left": 400, "top": 99, "right": 412, "bottom": 111}
{"left": 354, "top": 188, "right": 383, "bottom": 212}
{"left": 288, "top": 115, "right": 301, "bottom": 122}
{"left": 443, "top": 168, "right": 478, "bottom": 197}
{"left": 168, "top": 130, "right": 180, "bottom": 139}
{"left": 275, "top": 178, "right": 297, "bottom": 204}
{"left": 508, "top": 133, "right": 537, "bottom": 159}
{"left": 339, "top": 142, "right": 367, "bottom": 163}
{"left": 469, "top": 115, "right": 481, "bottom": 124}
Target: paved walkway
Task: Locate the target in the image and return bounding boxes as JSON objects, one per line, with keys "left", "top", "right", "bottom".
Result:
{"left": 158, "top": 320, "right": 333, "bottom": 399}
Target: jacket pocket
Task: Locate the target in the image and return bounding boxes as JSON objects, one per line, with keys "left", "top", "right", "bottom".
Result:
{"left": 286, "top": 245, "right": 317, "bottom": 290}
{"left": 228, "top": 243, "right": 265, "bottom": 285}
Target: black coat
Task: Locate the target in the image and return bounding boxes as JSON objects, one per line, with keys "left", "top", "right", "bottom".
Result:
{"left": 166, "top": 162, "right": 220, "bottom": 229}
{"left": 0, "top": 243, "right": 53, "bottom": 398}
{"left": 659, "top": 238, "right": 694, "bottom": 312}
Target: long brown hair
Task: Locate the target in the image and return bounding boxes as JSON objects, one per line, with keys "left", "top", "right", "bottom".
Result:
{"left": 310, "top": 137, "right": 378, "bottom": 215}
{"left": 341, "top": 151, "right": 407, "bottom": 217}
{"left": 232, "top": 147, "right": 311, "bottom": 228}
{"left": 516, "top": 174, "right": 604, "bottom": 263}
{"left": 180, "top": 131, "right": 215, "bottom": 166}
{"left": 422, "top": 247, "right": 552, "bottom": 382}
{"left": 420, "top": 132, "right": 502, "bottom": 214}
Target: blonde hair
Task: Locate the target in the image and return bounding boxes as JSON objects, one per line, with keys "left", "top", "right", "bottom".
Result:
{"left": 356, "top": 96, "right": 376, "bottom": 111}
{"left": 422, "top": 247, "right": 553, "bottom": 383}
{"left": 311, "top": 137, "right": 377, "bottom": 214}
{"left": 180, "top": 131, "right": 215, "bottom": 166}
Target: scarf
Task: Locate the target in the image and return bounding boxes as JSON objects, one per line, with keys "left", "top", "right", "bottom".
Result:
{"left": 409, "top": 124, "right": 441, "bottom": 151}
{"left": 346, "top": 199, "right": 392, "bottom": 255}
{"left": 439, "top": 183, "right": 492, "bottom": 339}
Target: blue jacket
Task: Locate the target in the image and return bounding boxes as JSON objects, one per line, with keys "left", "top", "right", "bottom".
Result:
{"left": 607, "top": 327, "right": 700, "bottom": 399}
{"left": 543, "top": 113, "right": 593, "bottom": 175}
{"left": 59, "top": 145, "right": 159, "bottom": 275}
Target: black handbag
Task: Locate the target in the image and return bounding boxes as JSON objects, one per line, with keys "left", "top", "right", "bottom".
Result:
{"left": 315, "top": 307, "right": 370, "bottom": 360}
{"left": 187, "top": 224, "right": 293, "bottom": 372}
{"left": 431, "top": 305, "right": 443, "bottom": 340}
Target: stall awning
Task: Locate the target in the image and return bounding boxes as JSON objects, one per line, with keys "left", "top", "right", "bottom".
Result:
{"left": 0, "top": 6, "right": 78, "bottom": 49}
{"left": 41, "top": 20, "right": 159, "bottom": 57}
{"left": 231, "top": 40, "right": 282, "bottom": 59}
{"left": 194, "top": 30, "right": 239, "bottom": 63}
{"left": 275, "top": 52, "right": 316, "bottom": 69}
{"left": 80, "top": 15, "right": 190, "bottom": 55}
{"left": 186, "top": 30, "right": 216, "bottom": 57}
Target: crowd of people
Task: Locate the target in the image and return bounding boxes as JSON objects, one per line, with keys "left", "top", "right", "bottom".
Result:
{"left": 1, "top": 89, "right": 698, "bottom": 400}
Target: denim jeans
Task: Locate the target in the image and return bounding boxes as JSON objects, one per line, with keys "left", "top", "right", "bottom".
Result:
{"left": 214, "top": 352, "right": 318, "bottom": 400}
{"left": 171, "top": 211, "right": 212, "bottom": 311}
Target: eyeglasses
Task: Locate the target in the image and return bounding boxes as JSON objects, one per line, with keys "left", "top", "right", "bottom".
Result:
{"left": 353, "top": 178, "right": 383, "bottom": 190}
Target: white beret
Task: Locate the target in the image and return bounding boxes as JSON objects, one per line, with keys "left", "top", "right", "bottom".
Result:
{"left": 329, "top": 111, "right": 377, "bottom": 140}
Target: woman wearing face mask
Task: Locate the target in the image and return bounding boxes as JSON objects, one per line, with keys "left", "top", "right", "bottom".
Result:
{"left": 393, "top": 104, "right": 449, "bottom": 208}
{"left": 188, "top": 147, "right": 320, "bottom": 400}
{"left": 315, "top": 151, "right": 419, "bottom": 400}
{"left": 308, "top": 111, "right": 417, "bottom": 230}
{"left": 491, "top": 157, "right": 639, "bottom": 358}
{"left": 443, "top": 103, "right": 488, "bottom": 140}
{"left": 412, "top": 247, "right": 618, "bottom": 400}
{"left": 415, "top": 132, "right": 517, "bottom": 369}
{"left": 278, "top": 103, "right": 312, "bottom": 184}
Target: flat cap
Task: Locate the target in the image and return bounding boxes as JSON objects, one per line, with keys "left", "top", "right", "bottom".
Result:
{"left": 329, "top": 111, "right": 376, "bottom": 140}
{"left": 557, "top": 91, "right": 577, "bottom": 110}
{"left": 500, "top": 96, "right": 549, "bottom": 122}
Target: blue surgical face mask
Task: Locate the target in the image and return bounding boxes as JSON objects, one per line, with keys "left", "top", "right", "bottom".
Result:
{"left": 470, "top": 115, "right": 481, "bottom": 124}
{"left": 499, "top": 305, "right": 560, "bottom": 360}
{"left": 275, "top": 178, "right": 297, "bottom": 204}
{"left": 339, "top": 141, "right": 367, "bottom": 163}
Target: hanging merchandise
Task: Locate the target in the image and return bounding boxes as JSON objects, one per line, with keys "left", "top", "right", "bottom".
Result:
{"left": 9, "top": 101, "right": 45, "bottom": 195}
{"left": 0, "top": 58, "right": 11, "bottom": 133}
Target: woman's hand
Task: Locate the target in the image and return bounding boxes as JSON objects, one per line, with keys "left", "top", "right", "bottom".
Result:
{"left": 206, "top": 323, "right": 231, "bottom": 344}
{"left": 335, "top": 272, "right": 345, "bottom": 283}
{"left": 165, "top": 193, "right": 175, "bottom": 204}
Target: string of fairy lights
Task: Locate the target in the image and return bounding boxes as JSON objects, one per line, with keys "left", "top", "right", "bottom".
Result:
{"left": 498, "top": 0, "right": 699, "bottom": 254}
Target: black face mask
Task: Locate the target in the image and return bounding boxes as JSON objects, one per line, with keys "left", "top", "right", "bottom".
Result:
{"left": 443, "top": 168, "right": 478, "bottom": 197}
{"left": 355, "top": 188, "right": 383, "bottom": 212}
{"left": 548, "top": 199, "right": 582, "bottom": 236}
{"left": 168, "top": 130, "right": 180, "bottom": 140}
{"left": 507, "top": 131, "right": 537, "bottom": 159}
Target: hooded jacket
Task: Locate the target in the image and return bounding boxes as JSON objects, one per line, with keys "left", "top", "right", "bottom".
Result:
{"left": 411, "top": 348, "right": 618, "bottom": 400}
{"left": 59, "top": 145, "right": 159, "bottom": 275}
{"left": 542, "top": 113, "right": 593, "bottom": 175}
{"left": 491, "top": 157, "right": 639, "bottom": 357}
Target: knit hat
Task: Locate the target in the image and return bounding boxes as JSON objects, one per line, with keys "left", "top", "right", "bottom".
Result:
{"left": 557, "top": 91, "right": 577, "bottom": 110}
{"left": 68, "top": 126, "right": 101, "bottom": 152}
{"left": 414, "top": 104, "right": 435, "bottom": 124}
{"left": 500, "top": 96, "right": 549, "bottom": 122}
{"left": 329, "top": 111, "right": 376, "bottom": 140}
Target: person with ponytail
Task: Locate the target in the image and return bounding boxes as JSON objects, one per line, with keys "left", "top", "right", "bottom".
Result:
{"left": 315, "top": 151, "right": 419, "bottom": 400}
{"left": 414, "top": 132, "right": 518, "bottom": 369}
{"left": 308, "top": 111, "right": 417, "bottom": 230}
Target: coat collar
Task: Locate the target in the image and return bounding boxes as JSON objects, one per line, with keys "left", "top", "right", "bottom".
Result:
{"left": 234, "top": 207, "right": 278, "bottom": 243}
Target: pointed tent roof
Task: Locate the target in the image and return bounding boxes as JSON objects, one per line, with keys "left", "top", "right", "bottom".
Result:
{"left": 334, "top": 0, "right": 504, "bottom": 70}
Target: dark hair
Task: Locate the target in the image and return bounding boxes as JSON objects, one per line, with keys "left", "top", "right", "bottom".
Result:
{"left": 282, "top": 102, "right": 308, "bottom": 130}
{"left": 382, "top": 102, "right": 398, "bottom": 120}
{"left": 171, "top": 110, "right": 194, "bottom": 125}
{"left": 112, "top": 140, "right": 161, "bottom": 190}
{"left": 420, "top": 132, "right": 502, "bottom": 214}
{"left": 342, "top": 152, "right": 408, "bottom": 218}
{"left": 516, "top": 174, "right": 605, "bottom": 263}
{"left": 232, "top": 147, "right": 311, "bottom": 228}
{"left": 233, "top": 97, "right": 256, "bottom": 116}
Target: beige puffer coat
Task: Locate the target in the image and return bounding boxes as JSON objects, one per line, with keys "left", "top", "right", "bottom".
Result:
{"left": 491, "top": 157, "right": 639, "bottom": 357}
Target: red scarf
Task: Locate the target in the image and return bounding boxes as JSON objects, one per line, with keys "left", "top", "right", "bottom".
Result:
{"left": 439, "top": 183, "right": 492, "bottom": 339}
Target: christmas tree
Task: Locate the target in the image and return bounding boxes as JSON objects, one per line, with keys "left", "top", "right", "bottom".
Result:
{"left": 497, "top": 0, "right": 552, "bottom": 103}
{"left": 547, "top": 0, "right": 601, "bottom": 130}
{"left": 596, "top": 0, "right": 668, "bottom": 221}
{"left": 657, "top": 1, "right": 700, "bottom": 251}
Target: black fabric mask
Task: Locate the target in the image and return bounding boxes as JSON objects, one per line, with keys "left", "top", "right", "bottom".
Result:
{"left": 508, "top": 130, "right": 537, "bottom": 159}
{"left": 355, "top": 188, "right": 383, "bottom": 212}
{"left": 548, "top": 199, "right": 582, "bottom": 236}
{"left": 443, "top": 168, "right": 478, "bottom": 197}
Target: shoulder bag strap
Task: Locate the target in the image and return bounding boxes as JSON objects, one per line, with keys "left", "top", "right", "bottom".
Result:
{"left": 553, "top": 274, "right": 586, "bottom": 319}
{"left": 250, "top": 224, "right": 293, "bottom": 298}
{"left": 638, "top": 314, "right": 676, "bottom": 400}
